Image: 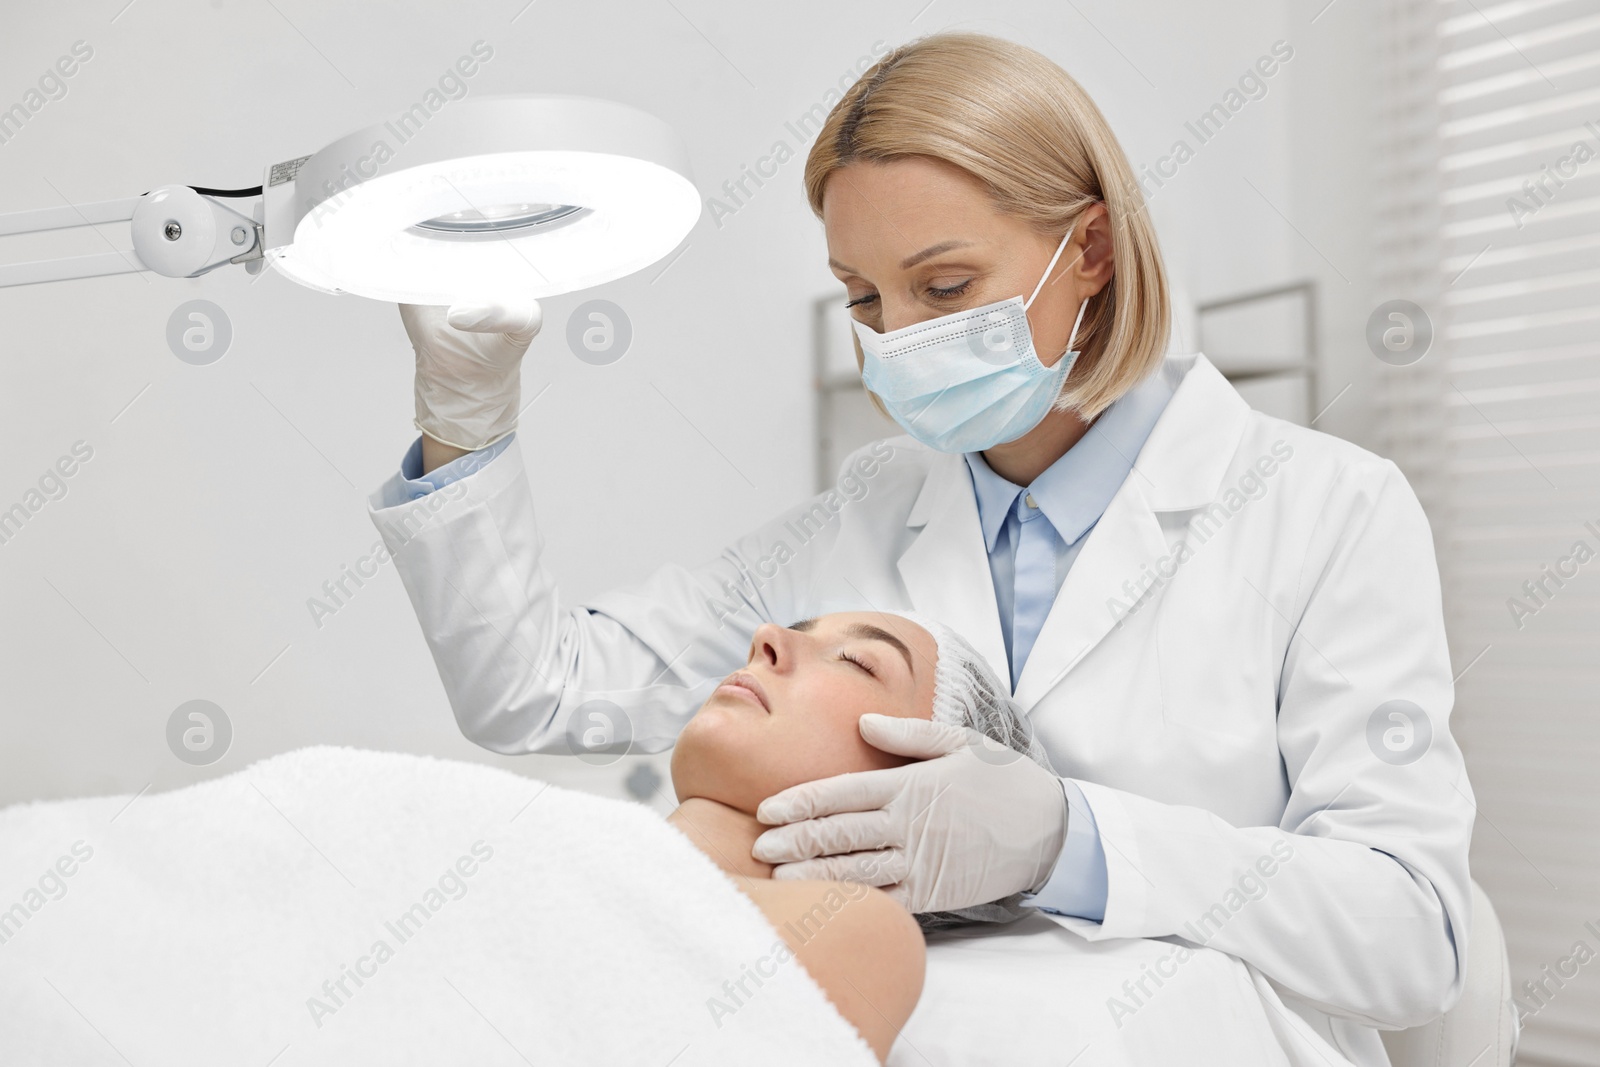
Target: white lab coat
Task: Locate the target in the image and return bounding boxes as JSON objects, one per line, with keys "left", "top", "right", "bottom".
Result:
{"left": 368, "top": 352, "right": 1474, "bottom": 1067}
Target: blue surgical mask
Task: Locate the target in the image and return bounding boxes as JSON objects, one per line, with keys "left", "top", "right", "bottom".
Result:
{"left": 852, "top": 229, "right": 1088, "bottom": 454}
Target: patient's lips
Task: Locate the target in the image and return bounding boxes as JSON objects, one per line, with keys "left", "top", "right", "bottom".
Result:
{"left": 715, "top": 671, "right": 770, "bottom": 713}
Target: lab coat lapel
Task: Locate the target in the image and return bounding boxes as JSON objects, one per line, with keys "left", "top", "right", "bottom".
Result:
{"left": 895, "top": 450, "right": 1010, "bottom": 684}
{"left": 1011, "top": 477, "right": 1169, "bottom": 710}
{"left": 1012, "top": 354, "right": 1251, "bottom": 711}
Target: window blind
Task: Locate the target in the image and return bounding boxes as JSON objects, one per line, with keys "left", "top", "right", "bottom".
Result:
{"left": 1378, "top": 1, "right": 1600, "bottom": 1062}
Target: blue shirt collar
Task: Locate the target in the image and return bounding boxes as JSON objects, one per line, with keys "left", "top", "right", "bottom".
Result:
{"left": 963, "top": 369, "right": 1176, "bottom": 551}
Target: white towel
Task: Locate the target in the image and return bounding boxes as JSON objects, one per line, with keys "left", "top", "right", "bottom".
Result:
{"left": 0, "top": 746, "right": 878, "bottom": 1066}
{"left": 892, "top": 912, "right": 1342, "bottom": 1067}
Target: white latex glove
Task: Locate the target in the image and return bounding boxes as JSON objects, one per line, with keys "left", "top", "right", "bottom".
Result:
{"left": 400, "top": 299, "right": 544, "bottom": 452}
{"left": 751, "top": 713, "right": 1069, "bottom": 915}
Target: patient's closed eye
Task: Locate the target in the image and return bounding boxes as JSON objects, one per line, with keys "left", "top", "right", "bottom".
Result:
{"left": 840, "top": 651, "right": 877, "bottom": 677}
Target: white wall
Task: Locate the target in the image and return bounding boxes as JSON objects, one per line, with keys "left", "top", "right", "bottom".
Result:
{"left": 0, "top": 0, "right": 1333, "bottom": 807}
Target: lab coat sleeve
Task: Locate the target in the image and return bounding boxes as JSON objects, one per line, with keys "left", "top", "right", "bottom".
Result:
{"left": 381, "top": 434, "right": 515, "bottom": 500}
{"left": 368, "top": 435, "right": 823, "bottom": 757}
{"left": 1042, "top": 457, "right": 1475, "bottom": 1030}
{"left": 1019, "top": 778, "right": 1108, "bottom": 921}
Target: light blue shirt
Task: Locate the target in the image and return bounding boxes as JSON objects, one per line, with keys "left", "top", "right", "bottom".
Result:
{"left": 967, "top": 368, "right": 1175, "bottom": 923}
{"left": 380, "top": 432, "right": 516, "bottom": 507}
{"left": 391, "top": 368, "right": 1175, "bottom": 924}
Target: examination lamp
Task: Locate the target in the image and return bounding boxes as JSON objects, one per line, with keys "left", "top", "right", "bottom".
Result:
{"left": 0, "top": 95, "right": 701, "bottom": 304}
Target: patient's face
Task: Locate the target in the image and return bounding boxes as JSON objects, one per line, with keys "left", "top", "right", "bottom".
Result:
{"left": 670, "top": 612, "right": 939, "bottom": 813}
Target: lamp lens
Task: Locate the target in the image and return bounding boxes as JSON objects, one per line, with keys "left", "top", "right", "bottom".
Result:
{"left": 412, "top": 202, "right": 585, "bottom": 235}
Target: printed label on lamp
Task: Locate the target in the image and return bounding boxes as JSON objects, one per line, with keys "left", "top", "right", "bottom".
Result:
{"left": 269, "top": 155, "right": 313, "bottom": 187}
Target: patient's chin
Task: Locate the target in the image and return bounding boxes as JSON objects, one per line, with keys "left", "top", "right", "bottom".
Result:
{"left": 670, "top": 707, "right": 907, "bottom": 813}
{"left": 675, "top": 706, "right": 751, "bottom": 770}
{"left": 669, "top": 718, "right": 767, "bottom": 811}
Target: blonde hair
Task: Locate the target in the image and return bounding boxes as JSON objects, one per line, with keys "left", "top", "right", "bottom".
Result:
{"left": 803, "top": 32, "right": 1170, "bottom": 421}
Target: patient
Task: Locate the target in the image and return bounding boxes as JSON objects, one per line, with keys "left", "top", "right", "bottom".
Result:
{"left": 661, "top": 610, "right": 1052, "bottom": 1064}
{"left": 0, "top": 610, "right": 1046, "bottom": 1065}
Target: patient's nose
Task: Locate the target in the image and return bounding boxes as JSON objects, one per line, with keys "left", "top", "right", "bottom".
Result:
{"left": 749, "top": 622, "right": 794, "bottom": 672}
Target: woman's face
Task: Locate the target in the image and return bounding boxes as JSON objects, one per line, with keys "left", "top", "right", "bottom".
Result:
{"left": 670, "top": 612, "right": 940, "bottom": 813}
{"left": 821, "top": 155, "right": 1112, "bottom": 369}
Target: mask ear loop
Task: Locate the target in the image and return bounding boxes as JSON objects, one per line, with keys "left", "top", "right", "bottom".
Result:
{"left": 1024, "top": 228, "right": 1075, "bottom": 310}
{"left": 1022, "top": 228, "right": 1090, "bottom": 363}
{"left": 1063, "top": 297, "right": 1089, "bottom": 354}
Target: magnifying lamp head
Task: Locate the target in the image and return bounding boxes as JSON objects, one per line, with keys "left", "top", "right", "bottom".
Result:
{"left": 261, "top": 94, "right": 700, "bottom": 305}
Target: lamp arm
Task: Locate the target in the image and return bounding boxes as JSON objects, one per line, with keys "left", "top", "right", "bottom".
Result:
{"left": 0, "top": 184, "right": 266, "bottom": 289}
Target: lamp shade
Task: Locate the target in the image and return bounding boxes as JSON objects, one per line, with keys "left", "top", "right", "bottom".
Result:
{"left": 262, "top": 94, "right": 700, "bottom": 305}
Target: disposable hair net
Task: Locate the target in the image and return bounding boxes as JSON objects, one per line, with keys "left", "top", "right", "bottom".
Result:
{"left": 889, "top": 610, "right": 1056, "bottom": 776}
{"left": 884, "top": 611, "right": 1061, "bottom": 931}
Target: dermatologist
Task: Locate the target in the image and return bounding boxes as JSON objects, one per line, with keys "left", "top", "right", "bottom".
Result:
{"left": 367, "top": 32, "right": 1474, "bottom": 1063}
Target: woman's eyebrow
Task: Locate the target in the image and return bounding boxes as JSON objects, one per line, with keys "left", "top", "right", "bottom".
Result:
{"left": 842, "top": 623, "right": 915, "bottom": 676}
{"left": 828, "top": 239, "right": 977, "bottom": 276}
{"left": 787, "top": 617, "right": 915, "bottom": 676}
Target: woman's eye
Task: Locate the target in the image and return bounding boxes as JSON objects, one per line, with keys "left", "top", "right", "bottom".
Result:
{"left": 929, "top": 279, "right": 973, "bottom": 300}
{"left": 839, "top": 651, "right": 876, "bottom": 677}
{"left": 844, "top": 279, "right": 972, "bottom": 310}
